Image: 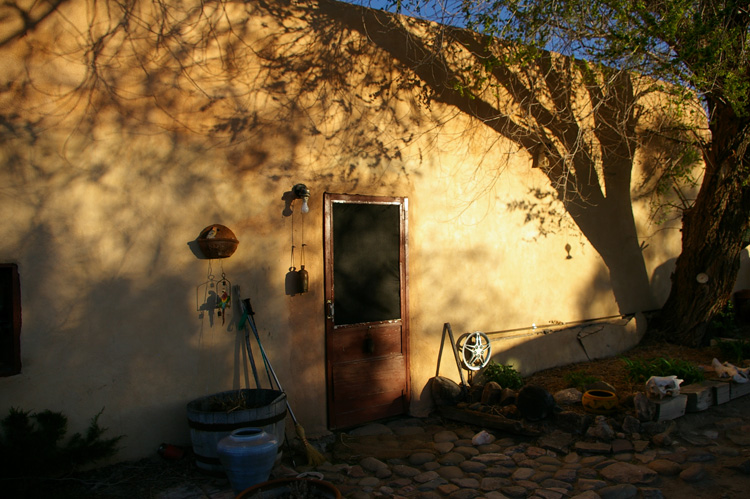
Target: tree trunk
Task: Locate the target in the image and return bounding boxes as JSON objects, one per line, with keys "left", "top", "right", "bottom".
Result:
{"left": 657, "top": 104, "right": 750, "bottom": 346}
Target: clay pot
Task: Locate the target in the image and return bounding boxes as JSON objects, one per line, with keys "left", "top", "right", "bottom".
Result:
{"left": 582, "top": 389, "right": 618, "bottom": 414}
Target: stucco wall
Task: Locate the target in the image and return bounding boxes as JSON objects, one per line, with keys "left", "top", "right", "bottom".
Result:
{"left": 0, "top": 0, "right": 739, "bottom": 463}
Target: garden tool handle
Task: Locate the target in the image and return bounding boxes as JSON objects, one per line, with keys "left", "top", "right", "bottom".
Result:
{"left": 242, "top": 298, "right": 255, "bottom": 316}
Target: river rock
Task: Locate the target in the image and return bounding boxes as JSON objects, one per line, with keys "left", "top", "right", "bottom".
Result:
{"left": 481, "top": 381, "right": 504, "bottom": 405}
{"left": 597, "top": 483, "right": 638, "bottom": 498}
{"left": 599, "top": 462, "right": 658, "bottom": 484}
{"left": 586, "top": 415, "right": 616, "bottom": 441}
{"left": 634, "top": 392, "right": 655, "bottom": 422}
{"left": 554, "top": 388, "right": 583, "bottom": 405}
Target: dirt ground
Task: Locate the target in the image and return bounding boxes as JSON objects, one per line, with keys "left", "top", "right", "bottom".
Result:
{"left": 523, "top": 339, "right": 728, "bottom": 397}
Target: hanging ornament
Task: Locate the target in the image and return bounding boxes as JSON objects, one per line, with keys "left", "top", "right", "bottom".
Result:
{"left": 217, "top": 273, "right": 231, "bottom": 325}
{"left": 196, "top": 261, "right": 231, "bottom": 326}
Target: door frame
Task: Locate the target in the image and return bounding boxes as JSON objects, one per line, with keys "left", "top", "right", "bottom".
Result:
{"left": 323, "top": 193, "right": 411, "bottom": 429}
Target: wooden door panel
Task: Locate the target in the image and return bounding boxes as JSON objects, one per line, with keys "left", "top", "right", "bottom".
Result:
{"left": 331, "top": 355, "right": 406, "bottom": 400}
{"left": 328, "top": 323, "right": 403, "bottom": 364}
{"left": 329, "top": 392, "right": 406, "bottom": 429}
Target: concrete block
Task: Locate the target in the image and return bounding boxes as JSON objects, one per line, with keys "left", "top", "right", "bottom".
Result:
{"left": 653, "top": 394, "right": 687, "bottom": 421}
{"left": 680, "top": 382, "right": 717, "bottom": 412}
{"left": 729, "top": 380, "right": 750, "bottom": 400}
{"left": 713, "top": 381, "right": 731, "bottom": 405}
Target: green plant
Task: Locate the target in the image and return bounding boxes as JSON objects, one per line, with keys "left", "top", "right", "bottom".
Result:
{"left": 621, "top": 357, "right": 705, "bottom": 385}
{"left": 715, "top": 338, "right": 750, "bottom": 364}
{"left": 621, "top": 357, "right": 651, "bottom": 383}
{"left": 482, "top": 362, "right": 523, "bottom": 389}
{"left": 707, "top": 301, "right": 738, "bottom": 338}
{"left": 0, "top": 407, "right": 123, "bottom": 495}
{"left": 563, "top": 371, "right": 600, "bottom": 391}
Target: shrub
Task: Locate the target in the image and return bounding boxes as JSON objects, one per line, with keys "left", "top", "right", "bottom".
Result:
{"left": 0, "top": 407, "right": 123, "bottom": 495}
{"left": 482, "top": 362, "right": 523, "bottom": 389}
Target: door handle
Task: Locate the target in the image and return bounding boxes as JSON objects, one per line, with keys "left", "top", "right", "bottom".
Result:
{"left": 326, "top": 300, "right": 334, "bottom": 321}
{"left": 364, "top": 330, "right": 375, "bottom": 354}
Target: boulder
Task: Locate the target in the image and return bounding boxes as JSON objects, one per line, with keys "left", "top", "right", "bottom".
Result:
{"left": 431, "top": 376, "right": 465, "bottom": 406}
{"left": 481, "top": 381, "right": 503, "bottom": 405}
{"left": 516, "top": 385, "right": 557, "bottom": 421}
{"left": 500, "top": 388, "right": 517, "bottom": 406}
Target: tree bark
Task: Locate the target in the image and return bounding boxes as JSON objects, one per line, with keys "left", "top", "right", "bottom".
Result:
{"left": 656, "top": 103, "right": 750, "bottom": 346}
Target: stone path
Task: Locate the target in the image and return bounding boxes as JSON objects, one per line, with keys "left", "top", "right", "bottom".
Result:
{"left": 309, "top": 413, "right": 750, "bottom": 499}
{"left": 157, "top": 395, "right": 750, "bottom": 499}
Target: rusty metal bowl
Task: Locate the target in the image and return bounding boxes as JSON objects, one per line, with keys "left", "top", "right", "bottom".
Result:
{"left": 197, "top": 224, "right": 239, "bottom": 259}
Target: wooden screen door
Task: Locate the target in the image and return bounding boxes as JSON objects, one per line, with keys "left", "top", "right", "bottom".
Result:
{"left": 323, "top": 193, "right": 410, "bottom": 429}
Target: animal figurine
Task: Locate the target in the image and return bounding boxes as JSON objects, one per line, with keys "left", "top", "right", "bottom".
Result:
{"left": 712, "top": 358, "right": 750, "bottom": 383}
{"left": 645, "top": 375, "right": 683, "bottom": 399}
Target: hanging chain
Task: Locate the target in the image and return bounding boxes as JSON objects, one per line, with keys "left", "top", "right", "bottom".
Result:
{"left": 207, "top": 260, "right": 215, "bottom": 283}
{"left": 290, "top": 208, "right": 296, "bottom": 269}
{"left": 300, "top": 207, "right": 306, "bottom": 268}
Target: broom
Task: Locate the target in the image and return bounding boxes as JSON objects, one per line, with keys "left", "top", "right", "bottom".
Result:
{"left": 239, "top": 296, "right": 327, "bottom": 466}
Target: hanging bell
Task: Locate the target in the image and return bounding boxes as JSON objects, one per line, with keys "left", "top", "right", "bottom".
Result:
{"left": 285, "top": 267, "right": 301, "bottom": 296}
{"left": 298, "top": 265, "right": 309, "bottom": 294}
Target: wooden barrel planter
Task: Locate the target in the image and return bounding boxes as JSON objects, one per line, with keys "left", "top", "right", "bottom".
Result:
{"left": 187, "top": 389, "right": 287, "bottom": 473}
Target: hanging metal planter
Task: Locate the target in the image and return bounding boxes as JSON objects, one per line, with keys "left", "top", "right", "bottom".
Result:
{"left": 197, "top": 224, "right": 239, "bottom": 259}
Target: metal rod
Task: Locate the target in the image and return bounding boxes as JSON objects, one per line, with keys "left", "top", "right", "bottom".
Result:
{"left": 483, "top": 313, "right": 640, "bottom": 339}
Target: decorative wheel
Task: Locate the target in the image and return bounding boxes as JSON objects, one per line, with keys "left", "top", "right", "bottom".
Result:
{"left": 457, "top": 331, "right": 492, "bottom": 371}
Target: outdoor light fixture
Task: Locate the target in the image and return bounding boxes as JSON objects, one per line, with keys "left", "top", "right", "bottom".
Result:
{"left": 293, "top": 183, "right": 310, "bottom": 213}
{"left": 287, "top": 183, "right": 310, "bottom": 296}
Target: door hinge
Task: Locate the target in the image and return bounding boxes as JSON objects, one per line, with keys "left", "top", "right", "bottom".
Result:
{"left": 326, "top": 300, "right": 334, "bottom": 321}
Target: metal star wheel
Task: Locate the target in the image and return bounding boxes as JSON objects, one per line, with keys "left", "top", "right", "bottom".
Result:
{"left": 457, "top": 331, "right": 492, "bottom": 371}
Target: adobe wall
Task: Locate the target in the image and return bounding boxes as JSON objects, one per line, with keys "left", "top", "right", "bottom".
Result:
{"left": 0, "top": 0, "right": 735, "bottom": 462}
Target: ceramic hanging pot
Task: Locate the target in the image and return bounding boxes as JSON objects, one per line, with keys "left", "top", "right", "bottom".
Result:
{"left": 216, "top": 427, "right": 279, "bottom": 494}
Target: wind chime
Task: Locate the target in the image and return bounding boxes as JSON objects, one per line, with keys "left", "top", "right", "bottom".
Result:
{"left": 195, "top": 224, "right": 239, "bottom": 325}
{"left": 196, "top": 261, "right": 232, "bottom": 325}
{"left": 288, "top": 184, "right": 310, "bottom": 295}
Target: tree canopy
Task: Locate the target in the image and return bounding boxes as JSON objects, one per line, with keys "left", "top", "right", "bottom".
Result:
{"left": 380, "top": 1, "right": 750, "bottom": 116}
{"left": 367, "top": 0, "right": 750, "bottom": 345}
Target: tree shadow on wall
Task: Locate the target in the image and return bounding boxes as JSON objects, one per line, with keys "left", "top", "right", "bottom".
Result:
{"left": 1, "top": 0, "right": 696, "bottom": 332}
{"left": 314, "top": 0, "right": 698, "bottom": 315}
